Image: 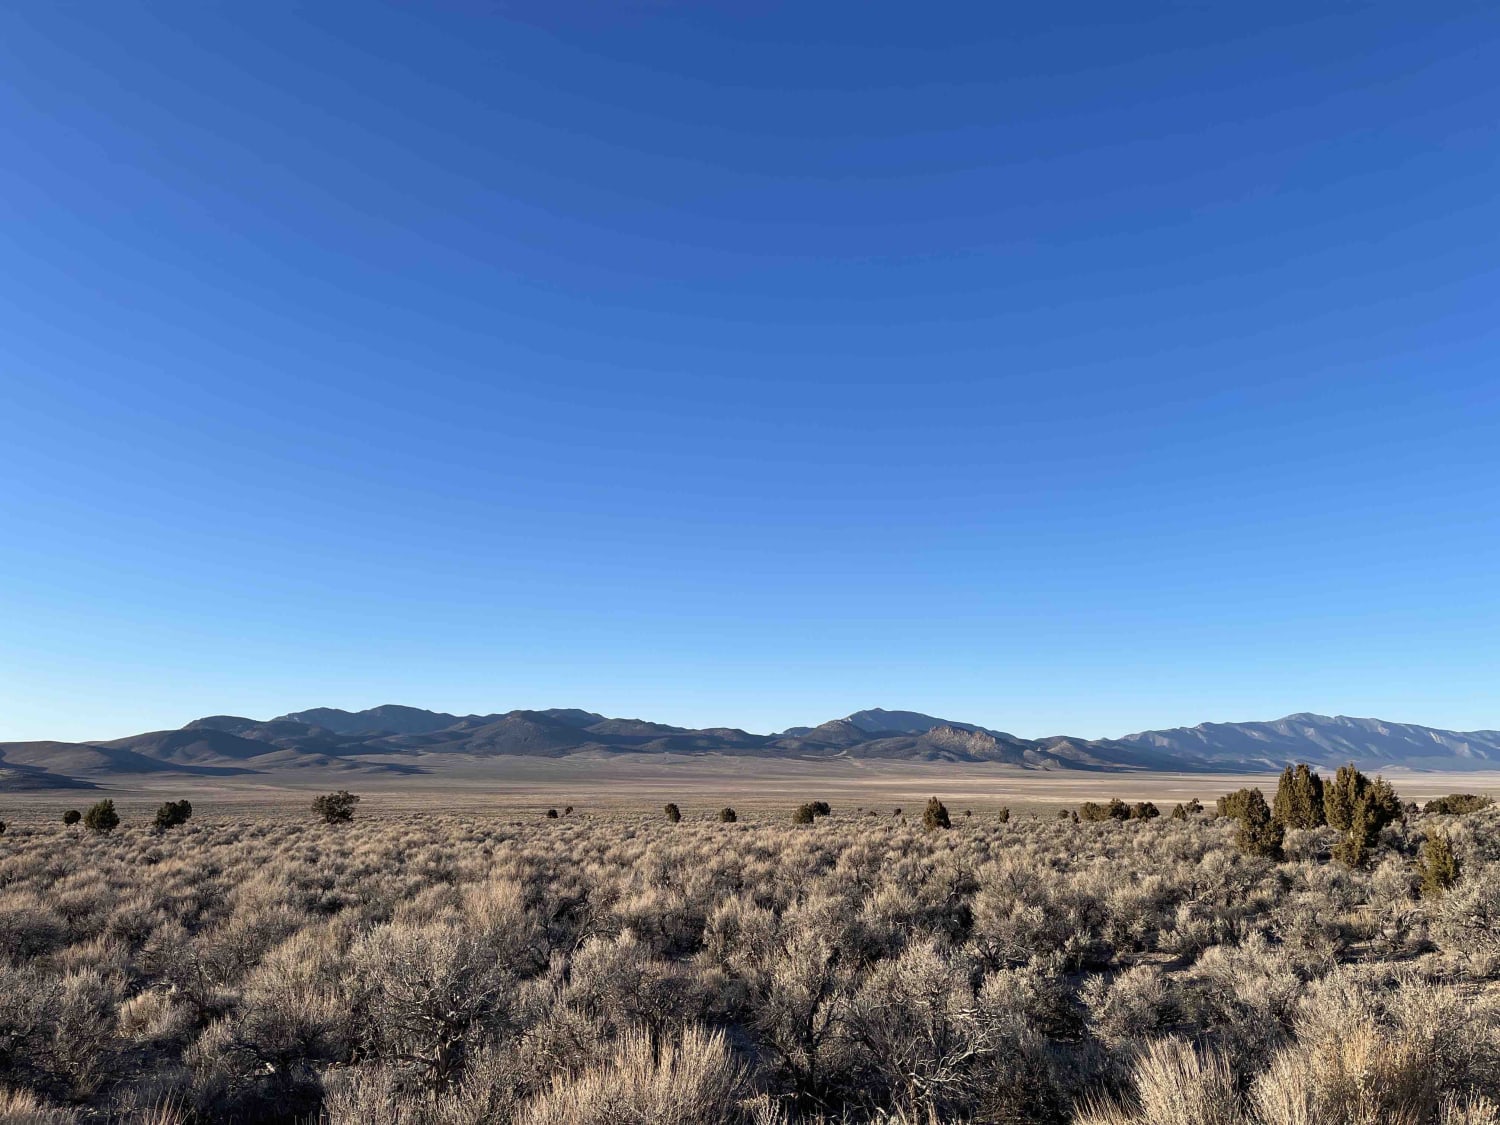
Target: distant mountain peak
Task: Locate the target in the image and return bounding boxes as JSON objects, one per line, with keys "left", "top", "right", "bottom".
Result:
{"left": 844, "top": 708, "right": 956, "bottom": 735}
{"left": 273, "top": 705, "right": 470, "bottom": 735}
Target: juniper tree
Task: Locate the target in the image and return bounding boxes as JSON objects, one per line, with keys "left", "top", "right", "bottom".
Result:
{"left": 1079, "top": 798, "right": 1129, "bottom": 822}
{"left": 1217, "top": 788, "right": 1257, "bottom": 821}
{"left": 83, "top": 799, "right": 119, "bottom": 834}
{"left": 1324, "top": 766, "right": 1402, "bottom": 868}
{"left": 1417, "top": 832, "right": 1460, "bottom": 897}
{"left": 312, "top": 791, "right": 360, "bottom": 824}
{"left": 153, "top": 799, "right": 193, "bottom": 832}
{"left": 1231, "top": 788, "right": 1283, "bottom": 859}
{"left": 663, "top": 803, "right": 682, "bottom": 823}
{"left": 1217, "top": 787, "right": 1282, "bottom": 858}
{"left": 922, "top": 797, "right": 951, "bottom": 830}
{"left": 63, "top": 809, "right": 81, "bottom": 826}
{"left": 1324, "top": 764, "right": 1370, "bottom": 831}
{"left": 1272, "top": 763, "right": 1326, "bottom": 829}
{"left": 718, "top": 807, "right": 737, "bottom": 823}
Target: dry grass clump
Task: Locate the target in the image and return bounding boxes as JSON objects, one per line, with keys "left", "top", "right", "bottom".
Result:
{"left": 0, "top": 798, "right": 1496, "bottom": 1122}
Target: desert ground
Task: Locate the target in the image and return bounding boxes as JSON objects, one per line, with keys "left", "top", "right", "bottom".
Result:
{"left": 2, "top": 763, "right": 1500, "bottom": 1123}
{"left": 4, "top": 758, "right": 1497, "bottom": 822}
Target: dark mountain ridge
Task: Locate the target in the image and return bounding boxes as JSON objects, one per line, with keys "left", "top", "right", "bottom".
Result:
{"left": 4, "top": 705, "right": 1499, "bottom": 790}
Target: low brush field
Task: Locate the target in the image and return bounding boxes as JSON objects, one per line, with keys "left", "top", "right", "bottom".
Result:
{"left": 1, "top": 791, "right": 1499, "bottom": 1124}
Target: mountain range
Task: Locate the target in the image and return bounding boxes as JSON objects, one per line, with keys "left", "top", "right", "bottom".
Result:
{"left": 3, "top": 705, "right": 1499, "bottom": 791}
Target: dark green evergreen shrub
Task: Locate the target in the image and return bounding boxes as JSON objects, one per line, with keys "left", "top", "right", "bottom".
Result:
{"left": 792, "top": 803, "right": 816, "bottom": 825}
{"left": 1079, "top": 798, "right": 1129, "bottom": 822}
{"left": 1417, "top": 832, "right": 1460, "bottom": 897}
{"left": 1323, "top": 766, "right": 1402, "bottom": 868}
{"left": 312, "top": 791, "right": 360, "bottom": 824}
{"left": 663, "top": 803, "right": 681, "bottom": 823}
{"left": 1425, "top": 794, "right": 1492, "bottom": 816}
{"left": 718, "top": 807, "right": 737, "bottom": 822}
{"left": 1129, "top": 801, "right": 1159, "bottom": 820}
{"left": 1217, "top": 789, "right": 1258, "bottom": 821}
{"left": 1229, "top": 788, "right": 1283, "bottom": 859}
{"left": 1324, "top": 764, "right": 1399, "bottom": 831}
{"left": 83, "top": 799, "right": 119, "bottom": 834}
{"left": 922, "top": 797, "right": 951, "bottom": 830}
{"left": 1272, "top": 763, "right": 1326, "bottom": 829}
{"left": 63, "top": 809, "right": 81, "bottom": 826}
{"left": 153, "top": 799, "right": 192, "bottom": 832}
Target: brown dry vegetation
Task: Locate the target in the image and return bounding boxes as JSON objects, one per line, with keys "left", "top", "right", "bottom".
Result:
{"left": 0, "top": 797, "right": 1498, "bottom": 1123}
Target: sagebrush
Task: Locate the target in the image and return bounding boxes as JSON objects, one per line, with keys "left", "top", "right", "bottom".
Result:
{"left": 0, "top": 796, "right": 1497, "bottom": 1123}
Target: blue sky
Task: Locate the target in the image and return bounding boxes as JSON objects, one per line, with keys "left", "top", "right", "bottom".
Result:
{"left": 3, "top": 3, "right": 1498, "bottom": 742}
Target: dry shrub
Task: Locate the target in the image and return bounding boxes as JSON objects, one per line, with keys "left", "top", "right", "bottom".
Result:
{"left": 1249, "top": 970, "right": 1500, "bottom": 1125}
{"left": 0, "top": 964, "right": 120, "bottom": 1101}
{"left": 1076, "top": 1037, "right": 1244, "bottom": 1125}
{"left": 0, "top": 894, "right": 68, "bottom": 962}
{"left": 1442, "top": 1095, "right": 1500, "bottom": 1125}
{"left": 1082, "top": 964, "right": 1171, "bottom": 1050}
{"left": 2, "top": 800, "right": 1499, "bottom": 1122}
{"left": 117, "top": 988, "right": 193, "bottom": 1048}
{"left": 847, "top": 938, "right": 985, "bottom": 1116}
{"left": 520, "top": 1026, "right": 743, "bottom": 1125}
{"left": 0, "top": 1085, "right": 77, "bottom": 1124}
{"left": 1431, "top": 861, "right": 1500, "bottom": 974}
{"left": 351, "top": 920, "right": 515, "bottom": 1088}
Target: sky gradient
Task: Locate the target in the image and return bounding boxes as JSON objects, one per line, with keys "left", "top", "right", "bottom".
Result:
{"left": 3, "top": 3, "right": 1498, "bottom": 742}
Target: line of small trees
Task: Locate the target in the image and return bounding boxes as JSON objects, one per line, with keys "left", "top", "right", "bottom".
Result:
{"left": 1053, "top": 764, "right": 1484, "bottom": 896}
{"left": 1218, "top": 762, "right": 1405, "bottom": 866}
{"left": 643, "top": 798, "right": 1020, "bottom": 828}
{"left": 1213, "top": 763, "right": 1480, "bottom": 894}
{"left": 48, "top": 798, "right": 195, "bottom": 835}
{"left": 659, "top": 803, "right": 741, "bottom": 822}
{"left": 1077, "top": 797, "right": 1160, "bottom": 822}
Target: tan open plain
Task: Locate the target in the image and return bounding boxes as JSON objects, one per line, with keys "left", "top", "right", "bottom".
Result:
{"left": 5, "top": 757, "right": 1496, "bottom": 824}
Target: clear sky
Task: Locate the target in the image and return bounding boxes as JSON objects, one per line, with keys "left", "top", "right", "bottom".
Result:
{"left": 3, "top": 3, "right": 1498, "bottom": 742}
